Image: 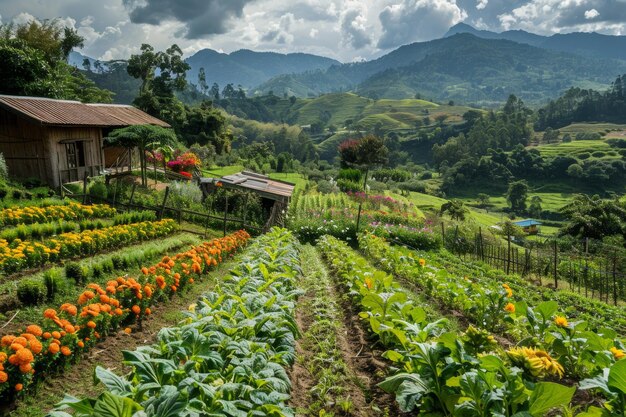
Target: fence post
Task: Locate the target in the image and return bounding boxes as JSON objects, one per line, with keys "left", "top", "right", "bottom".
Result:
{"left": 441, "top": 222, "right": 445, "bottom": 247}
{"left": 355, "top": 202, "right": 363, "bottom": 233}
{"left": 478, "top": 227, "right": 484, "bottom": 261}
{"left": 128, "top": 183, "right": 137, "bottom": 206}
{"left": 158, "top": 186, "right": 170, "bottom": 220}
{"left": 613, "top": 251, "right": 618, "bottom": 306}
{"left": 506, "top": 233, "right": 511, "bottom": 275}
{"left": 223, "top": 191, "right": 229, "bottom": 237}
{"left": 82, "top": 173, "right": 88, "bottom": 204}
{"left": 553, "top": 240, "right": 558, "bottom": 289}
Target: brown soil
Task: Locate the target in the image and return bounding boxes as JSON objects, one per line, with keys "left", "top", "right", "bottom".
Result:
{"left": 288, "top": 296, "right": 316, "bottom": 412}
{"left": 332, "top": 285, "right": 402, "bottom": 416}
{"left": 2, "top": 258, "right": 234, "bottom": 417}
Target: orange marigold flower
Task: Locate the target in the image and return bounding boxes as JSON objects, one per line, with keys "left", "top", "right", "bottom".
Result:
{"left": 131, "top": 305, "right": 140, "bottom": 315}
{"left": 0, "top": 352, "right": 6, "bottom": 362}
{"left": 43, "top": 309, "right": 57, "bottom": 319}
{"left": 19, "top": 363, "right": 32, "bottom": 373}
{"left": 504, "top": 303, "right": 515, "bottom": 313}
{"left": 16, "top": 348, "right": 33, "bottom": 364}
{"left": 170, "top": 285, "right": 177, "bottom": 292}
{"left": 15, "top": 383, "right": 23, "bottom": 391}
{"left": 29, "top": 340, "right": 42, "bottom": 355}
{"left": 554, "top": 316, "right": 569, "bottom": 328}
{"left": 13, "top": 337, "right": 28, "bottom": 347}
{"left": 188, "top": 278, "right": 194, "bottom": 284}
{"left": 1, "top": 335, "right": 16, "bottom": 346}
{"left": 145, "top": 308, "right": 151, "bottom": 315}
{"left": 114, "top": 308, "right": 123, "bottom": 316}
{"left": 77, "top": 341, "right": 84, "bottom": 348}
{"left": 25, "top": 325, "right": 43, "bottom": 337}
{"left": 106, "top": 286, "right": 116, "bottom": 294}
{"left": 0, "top": 371, "right": 7, "bottom": 383}
{"left": 124, "top": 327, "right": 131, "bottom": 334}
{"left": 87, "top": 321, "right": 96, "bottom": 329}
{"left": 8, "top": 354, "right": 19, "bottom": 365}
{"left": 141, "top": 267, "right": 149, "bottom": 275}
{"left": 48, "top": 344, "right": 60, "bottom": 354}
{"left": 42, "top": 332, "right": 51, "bottom": 339}
{"left": 51, "top": 331, "right": 61, "bottom": 340}
{"left": 144, "top": 286, "right": 153, "bottom": 298}
{"left": 60, "top": 346, "right": 71, "bottom": 356}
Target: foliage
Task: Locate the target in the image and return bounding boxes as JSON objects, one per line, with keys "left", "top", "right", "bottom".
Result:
{"left": 439, "top": 199, "right": 468, "bottom": 221}
{"left": 52, "top": 229, "right": 294, "bottom": 417}
{"left": 560, "top": 194, "right": 626, "bottom": 239}
{"left": 0, "top": 230, "right": 250, "bottom": 400}
{"left": 338, "top": 135, "right": 389, "bottom": 170}
{"left": 507, "top": 180, "right": 529, "bottom": 213}
{"left": 16, "top": 277, "right": 46, "bottom": 305}
{"left": 0, "top": 202, "right": 115, "bottom": 227}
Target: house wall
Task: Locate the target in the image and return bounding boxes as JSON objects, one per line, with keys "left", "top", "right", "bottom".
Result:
{"left": 0, "top": 108, "right": 104, "bottom": 187}
{"left": 0, "top": 108, "right": 50, "bottom": 184}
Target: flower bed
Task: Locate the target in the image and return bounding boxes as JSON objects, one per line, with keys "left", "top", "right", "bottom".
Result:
{"left": 0, "top": 219, "right": 177, "bottom": 274}
{"left": 0, "top": 230, "right": 251, "bottom": 399}
{"left": 53, "top": 228, "right": 298, "bottom": 416}
{"left": 0, "top": 202, "right": 116, "bottom": 227}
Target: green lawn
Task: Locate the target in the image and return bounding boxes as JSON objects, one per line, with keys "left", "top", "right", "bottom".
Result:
{"left": 532, "top": 140, "right": 620, "bottom": 161}
{"left": 202, "top": 165, "right": 245, "bottom": 177}
{"left": 268, "top": 172, "right": 308, "bottom": 192}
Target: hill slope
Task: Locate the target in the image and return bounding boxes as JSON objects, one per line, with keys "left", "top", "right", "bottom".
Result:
{"left": 257, "top": 34, "right": 626, "bottom": 105}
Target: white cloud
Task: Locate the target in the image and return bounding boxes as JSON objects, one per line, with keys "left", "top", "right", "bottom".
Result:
{"left": 310, "top": 28, "right": 319, "bottom": 38}
{"left": 585, "top": 8, "right": 599, "bottom": 19}
{"left": 340, "top": 1, "right": 372, "bottom": 49}
{"left": 262, "top": 13, "right": 296, "bottom": 44}
{"left": 476, "top": 0, "right": 488, "bottom": 10}
{"left": 378, "top": 0, "right": 467, "bottom": 49}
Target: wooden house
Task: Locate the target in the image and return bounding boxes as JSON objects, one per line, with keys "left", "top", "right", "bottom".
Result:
{"left": 513, "top": 219, "right": 542, "bottom": 235}
{"left": 0, "top": 95, "right": 169, "bottom": 187}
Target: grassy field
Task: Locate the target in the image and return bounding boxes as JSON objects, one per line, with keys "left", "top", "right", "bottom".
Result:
{"left": 531, "top": 140, "right": 621, "bottom": 160}
{"left": 202, "top": 165, "right": 245, "bottom": 177}
{"left": 268, "top": 172, "right": 308, "bottom": 192}
{"left": 558, "top": 122, "right": 626, "bottom": 135}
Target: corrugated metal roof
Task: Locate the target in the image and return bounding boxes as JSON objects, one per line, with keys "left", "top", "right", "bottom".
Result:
{"left": 0, "top": 95, "right": 169, "bottom": 128}
{"left": 513, "top": 219, "right": 542, "bottom": 227}
{"left": 200, "top": 171, "right": 295, "bottom": 201}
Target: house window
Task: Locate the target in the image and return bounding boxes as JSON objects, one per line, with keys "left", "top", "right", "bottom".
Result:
{"left": 65, "top": 142, "right": 86, "bottom": 168}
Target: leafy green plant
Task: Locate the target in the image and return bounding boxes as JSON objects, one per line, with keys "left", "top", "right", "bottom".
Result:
{"left": 17, "top": 277, "right": 46, "bottom": 305}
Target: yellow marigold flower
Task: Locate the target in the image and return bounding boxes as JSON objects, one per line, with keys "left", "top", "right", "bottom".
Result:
{"left": 504, "top": 303, "right": 515, "bottom": 313}
{"left": 419, "top": 258, "right": 426, "bottom": 267}
{"left": 554, "top": 316, "right": 569, "bottom": 328}
{"left": 610, "top": 346, "right": 625, "bottom": 360}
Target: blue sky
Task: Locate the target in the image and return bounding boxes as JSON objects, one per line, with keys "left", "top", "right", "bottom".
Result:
{"left": 0, "top": 0, "right": 624, "bottom": 61}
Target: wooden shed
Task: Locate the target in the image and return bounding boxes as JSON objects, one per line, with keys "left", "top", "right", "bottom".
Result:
{"left": 0, "top": 95, "right": 169, "bottom": 187}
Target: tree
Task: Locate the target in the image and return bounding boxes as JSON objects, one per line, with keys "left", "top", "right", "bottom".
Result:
{"left": 127, "top": 43, "right": 190, "bottom": 126}
{"left": 439, "top": 199, "right": 469, "bottom": 221}
{"left": 106, "top": 125, "right": 178, "bottom": 187}
{"left": 542, "top": 127, "right": 560, "bottom": 143}
{"left": 529, "top": 195, "right": 543, "bottom": 218}
{"left": 477, "top": 193, "right": 491, "bottom": 208}
{"left": 82, "top": 58, "right": 91, "bottom": 72}
{"left": 507, "top": 180, "right": 529, "bottom": 213}
{"left": 210, "top": 83, "right": 220, "bottom": 100}
{"left": 560, "top": 194, "right": 626, "bottom": 239}
{"left": 197, "top": 67, "right": 208, "bottom": 96}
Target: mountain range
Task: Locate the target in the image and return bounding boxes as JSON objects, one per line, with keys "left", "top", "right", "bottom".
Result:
{"left": 73, "top": 24, "right": 626, "bottom": 106}
{"left": 445, "top": 23, "right": 626, "bottom": 62}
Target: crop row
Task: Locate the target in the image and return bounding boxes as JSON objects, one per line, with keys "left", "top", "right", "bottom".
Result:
{"left": 360, "top": 233, "right": 625, "bottom": 382}
{"left": 319, "top": 235, "right": 626, "bottom": 416}
{"left": 0, "top": 230, "right": 251, "bottom": 400}
{"left": 53, "top": 228, "right": 300, "bottom": 417}
{"left": 0, "top": 202, "right": 116, "bottom": 227}
{"left": 0, "top": 219, "right": 178, "bottom": 274}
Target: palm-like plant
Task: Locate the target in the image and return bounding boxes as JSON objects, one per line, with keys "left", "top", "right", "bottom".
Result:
{"left": 106, "top": 125, "right": 178, "bottom": 187}
{"left": 439, "top": 199, "right": 469, "bottom": 221}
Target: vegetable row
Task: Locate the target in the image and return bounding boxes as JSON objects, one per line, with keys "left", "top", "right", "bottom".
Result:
{"left": 0, "top": 219, "right": 177, "bottom": 274}
{"left": 319, "top": 235, "right": 626, "bottom": 416}
{"left": 0, "top": 230, "right": 251, "bottom": 400}
{"left": 53, "top": 228, "right": 300, "bottom": 417}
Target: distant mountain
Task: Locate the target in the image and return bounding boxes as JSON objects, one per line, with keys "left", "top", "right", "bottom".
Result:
{"left": 257, "top": 34, "right": 626, "bottom": 105}
{"left": 445, "top": 23, "right": 626, "bottom": 61}
{"left": 185, "top": 49, "right": 340, "bottom": 91}
{"left": 69, "top": 51, "right": 109, "bottom": 73}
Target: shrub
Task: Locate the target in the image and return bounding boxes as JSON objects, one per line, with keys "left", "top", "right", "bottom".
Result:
{"left": 420, "top": 171, "right": 433, "bottom": 180}
{"left": 575, "top": 132, "right": 602, "bottom": 140}
{"left": 337, "top": 168, "right": 362, "bottom": 183}
{"left": 65, "top": 262, "right": 85, "bottom": 285}
{"left": 578, "top": 152, "right": 591, "bottom": 160}
{"left": 337, "top": 178, "right": 363, "bottom": 193}
{"left": 591, "top": 151, "right": 606, "bottom": 158}
{"left": 11, "top": 189, "right": 22, "bottom": 200}
{"left": 101, "top": 259, "right": 114, "bottom": 274}
{"left": 0, "top": 187, "right": 7, "bottom": 199}
{"left": 17, "top": 278, "right": 46, "bottom": 305}
{"left": 43, "top": 268, "right": 64, "bottom": 299}
{"left": 316, "top": 180, "right": 336, "bottom": 194}
{"left": 88, "top": 181, "right": 108, "bottom": 200}
{"left": 399, "top": 180, "right": 426, "bottom": 193}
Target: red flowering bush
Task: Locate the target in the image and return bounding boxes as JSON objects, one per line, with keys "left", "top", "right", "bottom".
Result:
{"left": 167, "top": 151, "right": 201, "bottom": 173}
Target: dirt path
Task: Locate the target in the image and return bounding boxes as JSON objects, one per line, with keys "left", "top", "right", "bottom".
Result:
{"left": 289, "top": 245, "right": 397, "bottom": 416}
{"left": 3, "top": 255, "right": 238, "bottom": 417}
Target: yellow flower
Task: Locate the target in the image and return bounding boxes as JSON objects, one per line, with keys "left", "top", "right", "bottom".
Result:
{"left": 507, "top": 346, "right": 564, "bottom": 379}
{"left": 554, "top": 316, "right": 569, "bottom": 328}
{"left": 504, "top": 303, "right": 515, "bottom": 313}
{"left": 610, "top": 346, "right": 625, "bottom": 360}
{"left": 418, "top": 258, "right": 426, "bottom": 267}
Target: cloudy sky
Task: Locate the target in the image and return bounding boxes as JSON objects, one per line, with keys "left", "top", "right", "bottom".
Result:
{"left": 0, "top": 0, "right": 625, "bottom": 62}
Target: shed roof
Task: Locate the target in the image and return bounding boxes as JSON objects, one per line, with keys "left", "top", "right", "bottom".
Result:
{"left": 200, "top": 171, "right": 295, "bottom": 202}
{"left": 0, "top": 95, "right": 169, "bottom": 128}
{"left": 513, "top": 219, "right": 542, "bottom": 227}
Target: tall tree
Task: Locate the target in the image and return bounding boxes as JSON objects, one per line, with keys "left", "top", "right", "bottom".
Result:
{"left": 440, "top": 199, "right": 469, "bottom": 221}
{"left": 507, "top": 180, "right": 529, "bottom": 213}
{"left": 560, "top": 194, "right": 626, "bottom": 239}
